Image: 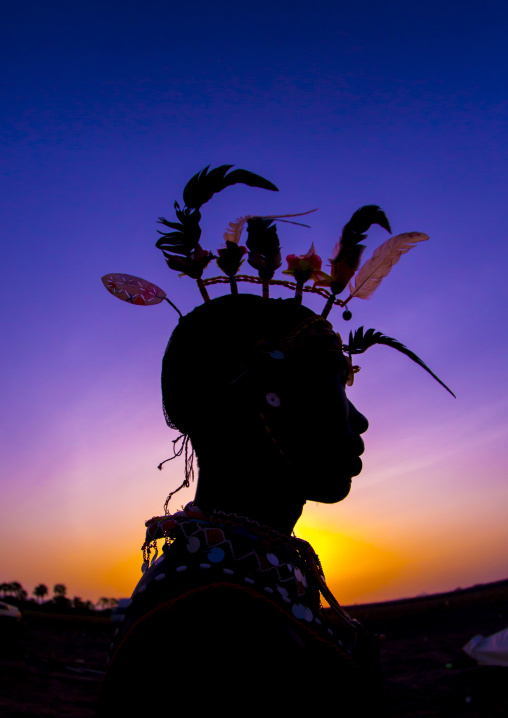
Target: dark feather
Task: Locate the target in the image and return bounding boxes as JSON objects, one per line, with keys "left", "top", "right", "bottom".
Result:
{"left": 331, "top": 206, "right": 391, "bottom": 287}
{"left": 183, "top": 165, "right": 278, "bottom": 209}
{"left": 221, "top": 168, "right": 278, "bottom": 193}
{"left": 341, "top": 205, "right": 391, "bottom": 246}
{"left": 156, "top": 207, "right": 202, "bottom": 256}
{"left": 157, "top": 166, "right": 278, "bottom": 275}
{"left": 336, "top": 204, "right": 392, "bottom": 261}
{"left": 246, "top": 218, "right": 282, "bottom": 280}
{"left": 344, "top": 327, "right": 455, "bottom": 397}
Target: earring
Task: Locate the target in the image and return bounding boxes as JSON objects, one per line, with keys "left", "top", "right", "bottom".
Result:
{"left": 265, "top": 392, "right": 281, "bottom": 407}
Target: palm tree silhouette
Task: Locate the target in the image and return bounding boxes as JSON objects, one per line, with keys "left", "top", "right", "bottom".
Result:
{"left": 33, "top": 584, "right": 48, "bottom": 603}
{"left": 53, "top": 583, "right": 67, "bottom": 598}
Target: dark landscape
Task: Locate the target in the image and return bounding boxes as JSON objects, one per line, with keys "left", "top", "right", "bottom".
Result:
{"left": 1, "top": 579, "right": 507, "bottom": 717}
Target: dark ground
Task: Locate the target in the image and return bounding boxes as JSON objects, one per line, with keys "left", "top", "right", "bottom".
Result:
{"left": 1, "top": 579, "right": 507, "bottom": 717}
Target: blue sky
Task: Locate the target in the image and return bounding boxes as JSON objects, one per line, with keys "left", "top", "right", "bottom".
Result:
{"left": 1, "top": 0, "right": 507, "bottom": 603}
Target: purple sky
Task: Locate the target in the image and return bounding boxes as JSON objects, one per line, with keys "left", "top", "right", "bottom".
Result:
{"left": 1, "top": 0, "right": 507, "bottom": 604}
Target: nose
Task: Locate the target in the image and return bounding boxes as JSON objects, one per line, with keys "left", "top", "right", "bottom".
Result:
{"left": 348, "top": 400, "right": 369, "bottom": 434}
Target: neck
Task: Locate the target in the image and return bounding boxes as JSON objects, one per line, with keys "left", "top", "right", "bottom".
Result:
{"left": 192, "top": 418, "right": 305, "bottom": 535}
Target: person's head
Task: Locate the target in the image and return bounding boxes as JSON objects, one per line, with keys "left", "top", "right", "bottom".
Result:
{"left": 161, "top": 294, "right": 368, "bottom": 506}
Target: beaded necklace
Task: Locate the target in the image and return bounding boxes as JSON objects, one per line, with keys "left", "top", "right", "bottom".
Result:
{"left": 113, "top": 503, "right": 369, "bottom": 665}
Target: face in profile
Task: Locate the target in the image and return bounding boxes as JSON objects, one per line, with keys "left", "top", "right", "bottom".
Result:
{"left": 259, "top": 335, "right": 369, "bottom": 504}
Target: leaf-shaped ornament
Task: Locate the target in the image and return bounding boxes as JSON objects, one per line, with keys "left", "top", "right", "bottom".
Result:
{"left": 348, "top": 232, "right": 428, "bottom": 300}
{"left": 102, "top": 273, "right": 166, "bottom": 306}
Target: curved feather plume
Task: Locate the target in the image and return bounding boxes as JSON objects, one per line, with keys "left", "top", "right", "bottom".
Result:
{"left": 347, "top": 232, "right": 428, "bottom": 301}
{"left": 183, "top": 165, "right": 278, "bottom": 210}
{"left": 335, "top": 204, "right": 391, "bottom": 265}
{"left": 157, "top": 165, "right": 279, "bottom": 294}
{"left": 320, "top": 205, "right": 392, "bottom": 310}
{"left": 344, "top": 327, "right": 455, "bottom": 397}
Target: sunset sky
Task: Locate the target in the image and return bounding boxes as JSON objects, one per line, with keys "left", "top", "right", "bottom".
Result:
{"left": 1, "top": 0, "right": 507, "bottom": 606}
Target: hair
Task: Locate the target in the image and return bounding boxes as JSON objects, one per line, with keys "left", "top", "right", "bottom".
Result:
{"left": 161, "top": 294, "right": 316, "bottom": 435}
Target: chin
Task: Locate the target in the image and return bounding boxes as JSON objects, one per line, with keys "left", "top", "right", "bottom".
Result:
{"left": 306, "top": 477, "right": 352, "bottom": 504}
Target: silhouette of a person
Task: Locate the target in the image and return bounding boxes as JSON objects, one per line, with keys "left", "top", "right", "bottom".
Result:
{"left": 99, "top": 295, "right": 380, "bottom": 715}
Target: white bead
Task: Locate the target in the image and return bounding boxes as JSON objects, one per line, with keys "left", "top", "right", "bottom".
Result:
{"left": 187, "top": 536, "right": 200, "bottom": 553}
{"left": 265, "top": 392, "right": 281, "bottom": 407}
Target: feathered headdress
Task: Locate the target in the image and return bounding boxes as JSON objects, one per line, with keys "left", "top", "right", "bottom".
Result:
{"left": 102, "top": 164, "right": 454, "bottom": 397}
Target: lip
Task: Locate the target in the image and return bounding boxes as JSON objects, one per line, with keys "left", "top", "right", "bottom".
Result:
{"left": 348, "top": 432, "right": 365, "bottom": 458}
{"left": 348, "top": 454, "right": 363, "bottom": 477}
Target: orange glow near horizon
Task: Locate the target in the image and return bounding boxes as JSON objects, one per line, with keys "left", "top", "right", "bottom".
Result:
{"left": 6, "top": 457, "right": 508, "bottom": 607}
{"left": 295, "top": 523, "right": 407, "bottom": 605}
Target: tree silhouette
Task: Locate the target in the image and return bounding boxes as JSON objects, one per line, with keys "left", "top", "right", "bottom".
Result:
{"left": 33, "top": 584, "right": 48, "bottom": 603}
{"left": 1, "top": 581, "right": 27, "bottom": 601}
{"left": 53, "top": 583, "right": 67, "bottom": 598}
{"left": 97, "top": 597, "right": 118, "bottom": 610}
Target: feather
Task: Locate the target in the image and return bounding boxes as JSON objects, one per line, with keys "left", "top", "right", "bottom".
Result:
{"left": 223, "top": 209, "right": 318, "bottom": 245}
{"left": 156, "top": 205, "right": 202, "bottom": 257}
{"left": 348, "top": 232, "right": 428, "bottom": 300}
{"left": 246, "top": 218, "right": 282, "bottom": 280}
{"left": 222, "top": 168, "right": 279, "bottom": 194}
{"left": 344, "top": 327, "right": 455, "bottom": 397}
{"left": 183, "top": 165, "right": 278, "bottom": 210}
{"left": 338, "top": 205, "right": 391, "bottom": 254}
{"left": 224, "top": 217, "right": 249, "bottom": 245}
{"left": 327, "top": 206, "right": 391, "bottom": 295}
{"left": 157, "top": 166, "right": 279, "bottom": 274}
{"left": 341, "top": 205, "right": 392, "bottom": 244}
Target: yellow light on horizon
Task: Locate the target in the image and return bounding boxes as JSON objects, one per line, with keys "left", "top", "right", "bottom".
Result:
{"left": 296, "top": 523, "right": 407, "bottom": 605}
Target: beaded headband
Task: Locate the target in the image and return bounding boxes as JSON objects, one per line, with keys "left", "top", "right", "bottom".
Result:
{"left": 102, "top": 164, "right": 454, "bottom": 397}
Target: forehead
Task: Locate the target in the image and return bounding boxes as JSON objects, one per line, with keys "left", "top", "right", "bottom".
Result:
{"left": 277, "top": 315, "right": 344, "bottom": 357}
{"left": 268, "top": 315, "right": 350, "bottom": 380}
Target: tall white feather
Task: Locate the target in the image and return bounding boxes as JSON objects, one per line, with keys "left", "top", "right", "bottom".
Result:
{"left": 224, "top": 217, "right": 249, "bottom": 244}
{"left": 348, "top": 232, "right": 429, "bottom": 300}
